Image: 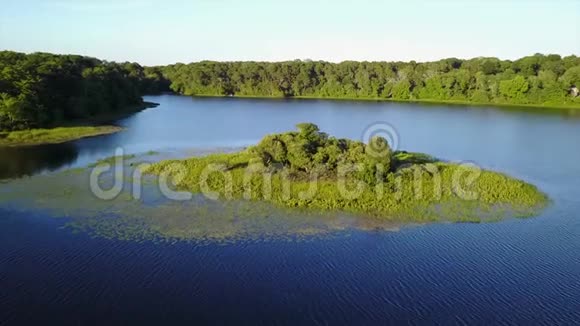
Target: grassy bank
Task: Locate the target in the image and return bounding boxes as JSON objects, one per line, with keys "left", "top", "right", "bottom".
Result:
{"left": 295, "top": 96, "right": 580, "bottom": 111}
{"left": 181, "top": 93, "right": 580, "bottom": 111}
{"left": 0, "top": 126, "right": 123, "bottom": 147}
{"left": 144, "top": 124, "right": 548, "bottom": 222}
{"left": 0, "top": 101, "right": 158, "bottom": 147}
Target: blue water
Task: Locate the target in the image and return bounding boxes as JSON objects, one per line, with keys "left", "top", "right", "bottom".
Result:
{"left": 1, "top": 95, "right": 580, "bottom": 324}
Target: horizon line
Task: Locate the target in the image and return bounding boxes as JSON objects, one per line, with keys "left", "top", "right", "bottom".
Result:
{"left": 2, "top": 48, "right": 578, "bottom": 67}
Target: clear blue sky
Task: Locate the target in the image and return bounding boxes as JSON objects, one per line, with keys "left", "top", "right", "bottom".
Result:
{"left": 1, "top": 0, "right": 578, "bottom": 65}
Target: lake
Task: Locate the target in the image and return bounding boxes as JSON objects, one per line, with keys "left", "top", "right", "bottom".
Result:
{"left": 1, "top": 95, "right": 580, "bottom": 324}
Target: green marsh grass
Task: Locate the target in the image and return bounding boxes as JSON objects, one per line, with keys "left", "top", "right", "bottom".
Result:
{"left": 0, "top": 126, "right": 123, "bottom": 146}
{"left": 144, "top": 150, "right": 548, "bottom": 223}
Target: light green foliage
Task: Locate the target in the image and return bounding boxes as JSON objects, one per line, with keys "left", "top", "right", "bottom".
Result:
{"left": 500, "top": 76, "right": 530, "bottom": 102}
{"left": 356, "top": 136, "right": 392, "bottom": 185}
{"left": 86, "top": 153, "right": 137, "bottom": 168}
{"left": 391, "top": 80, "right": 412, "bottom": 100}
{"left": 561, "top": 66, "right": 580, "bottom": 87}
{"left": 145, "top": 125, "right": 548, "bottom": 222}
{"left": 392, "top": 151, "right": 437, "bottom": 169}
{"left": 0, "top": 126, "right": 122, "bottom": 146}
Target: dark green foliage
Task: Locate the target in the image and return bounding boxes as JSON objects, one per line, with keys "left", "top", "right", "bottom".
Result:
{"left": 3, "top": 51, "right": 579, "bottom": 131}
{"left": 253, "top": 135, "right": 287, "bottom": 164}
{"left": 0, "top": 51, "right": 169, "bottom": 131}
{"left": 251, "top": 123, "right": 392, "bottom": 176}
{"left": 160, "top": 54, "right": 580, "bottom": 107}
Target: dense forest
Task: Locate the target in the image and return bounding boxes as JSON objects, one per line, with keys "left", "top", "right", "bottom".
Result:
{"left": 0, "top": 51, "right": 168, "bottom": 131}
{"left": 163, "top": 54, "right": 580, "bottom": 106}
{"left": 2, "top": 51, "right": 580, "bottom": 131}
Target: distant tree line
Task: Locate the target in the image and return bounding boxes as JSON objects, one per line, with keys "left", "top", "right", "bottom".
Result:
{"left": 0, "top": 51, "right": 169, "bottom": 131}
{"left": 2, "top": 51, "right": 580, "bottom": 131}
{"left": 162, "top": 54, "right": 580, "bottom": 106}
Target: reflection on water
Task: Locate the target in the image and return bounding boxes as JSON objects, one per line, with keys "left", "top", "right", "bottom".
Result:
{"left": 0, "top": 143, "right": 79, "bottom": 179}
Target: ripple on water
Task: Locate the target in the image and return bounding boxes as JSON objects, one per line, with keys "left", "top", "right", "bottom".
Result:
{"left": 1, "top": 149, "right": 579, "bottom": 324}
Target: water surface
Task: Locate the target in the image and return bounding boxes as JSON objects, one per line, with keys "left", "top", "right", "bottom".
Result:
{"left": 1, "top": 95, "right": 580, "bottom": 324}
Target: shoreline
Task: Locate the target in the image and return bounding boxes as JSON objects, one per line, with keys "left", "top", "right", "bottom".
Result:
{"left": 0, "top": 101, "right": 158, "bottom": 147}
{"left": 144, "top": 149, "right": 549, "bottom": 223}
{"left": 0, "top": 126, "right": 125, "bottom": 147}
{"left": 59, "top": 101, "right": 159, "bottom": 127}
{"left": 177, "top": 93, "right": 580, "bottom": 111}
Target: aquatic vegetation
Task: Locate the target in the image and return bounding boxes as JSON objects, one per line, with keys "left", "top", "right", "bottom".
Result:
{"left": 144, "top": 124, "right": 549, "bottom": 222}
{"left": 0, "top": 157, "right": 398, "bottom": 243}
{"left": 0, "top": 131, "right": 549, "bottom": 243}
{"left": 392, "top": 151, "right": 438, "bottom": 169}
{"left": 0, "top": 125, "right": 549, "bottom": 243}
{"left": 0, "top": 126, "right": 123, "bottom": 146}
{"left": 87, "top": 153, "right": 137, "bottom": 168}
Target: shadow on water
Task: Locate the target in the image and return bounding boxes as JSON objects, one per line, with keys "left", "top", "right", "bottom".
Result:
{"left": 189, "top": 95, "right": 580, "bottom": 119}
{"left": 0, "top": 143, "right": 80, "bottom": 179}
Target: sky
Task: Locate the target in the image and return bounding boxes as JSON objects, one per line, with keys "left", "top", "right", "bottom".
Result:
{"left": 1, "top": 0, "right": 579, "bottom": 65}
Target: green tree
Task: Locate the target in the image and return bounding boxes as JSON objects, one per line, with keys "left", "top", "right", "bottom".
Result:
{"left": 254, "top": 135, "right": 288, "bottom": 165}
{"left": 499, "top": 76, "right": 529, "bottom": 102}
{"left": 392, "top": 80, "right": 411, "bottom": 100}
{"left": 561, "top": 66, "right": 580, "bottom": 88}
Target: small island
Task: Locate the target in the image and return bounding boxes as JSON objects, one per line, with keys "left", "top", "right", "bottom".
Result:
{"left": 145, "top": 123, "right": 548, "bottom": 222}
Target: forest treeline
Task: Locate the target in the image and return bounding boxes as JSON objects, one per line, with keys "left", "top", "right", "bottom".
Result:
{"left": 163, "top": 54, "right": 580, "bottom": 105}
{"left": 2, "top": 51, "right": 580, "bottom": 131}
{"left": 0, "top": 51, "right": 168, "bottom": 131}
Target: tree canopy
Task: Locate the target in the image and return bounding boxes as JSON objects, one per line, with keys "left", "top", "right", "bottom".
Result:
{"left": 251, "top": 123, "right": 393, "bottom": 184}
{"left": 161, "top": 54, "right": 580, "bottom": 106}
{"left": 0, "top": 51, "right": 169, "bottom": 131}
{"left": 2, "top": 51, "right": 580, "bottom": 132}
